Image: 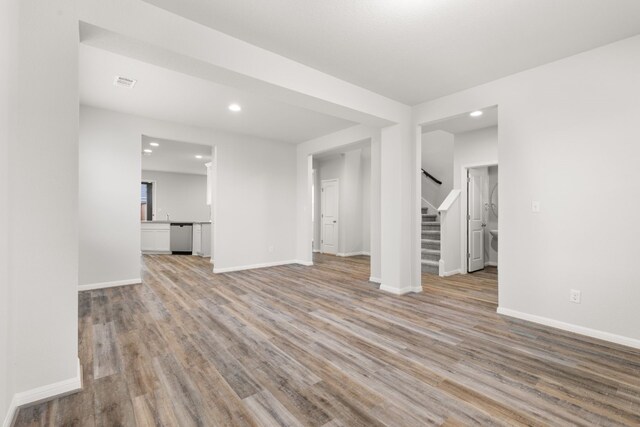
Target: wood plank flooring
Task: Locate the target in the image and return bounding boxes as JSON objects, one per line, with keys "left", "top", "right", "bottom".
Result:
{"left": 14, "top": 254, "right": 640, "bottom": 426}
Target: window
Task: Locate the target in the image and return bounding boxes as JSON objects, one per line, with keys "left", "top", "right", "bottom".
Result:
{"left": 141, "top": 181, "right": 154, "bottom": 221}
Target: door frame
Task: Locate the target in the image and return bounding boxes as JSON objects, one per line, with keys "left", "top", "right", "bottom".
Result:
{"left": 320, "top": 178, "right": 339, "bottom": 254}
{"left": 460, "top": 162, "right": 497, "bottom": 273}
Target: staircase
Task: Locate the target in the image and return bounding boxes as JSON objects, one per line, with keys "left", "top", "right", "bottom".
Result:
{"left": 421, "top": 207, "right": 440, "bottom": 275}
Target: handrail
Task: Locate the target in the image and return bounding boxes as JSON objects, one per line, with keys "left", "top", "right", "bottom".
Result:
{"left": 421, "top": 168, "right": 442, "bottom": 185}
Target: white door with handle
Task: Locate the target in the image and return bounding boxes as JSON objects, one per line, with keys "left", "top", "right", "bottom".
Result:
{"left": 321, "top": 179, "right": 339, "bottom": 254}
{"left": 467, "top": 168, "right": 486, "bottom": 272}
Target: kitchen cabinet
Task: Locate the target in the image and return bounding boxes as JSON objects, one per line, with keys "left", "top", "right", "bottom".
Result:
{"left": 192, "top": 223, "right": 211, "bottom": 257}
{"left": 141, "top": 222, "right": 171, "bottom": 253}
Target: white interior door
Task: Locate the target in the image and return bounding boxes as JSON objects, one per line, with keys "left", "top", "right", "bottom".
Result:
{"left": 467, "top": 169, "right": 486, "bottom": 272}
{"left": 321, "top": 179, "right": 339, "bottom": 254}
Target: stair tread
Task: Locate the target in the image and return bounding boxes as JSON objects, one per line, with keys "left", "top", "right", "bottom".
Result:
{"left": 422, "top": 239, "right": 440, "bottom": 243}
{"left": 421, "top": 248, "right": 441, "bottom": 254}
{"left": 421, "top": 259, "right": 439, "bottom": 266}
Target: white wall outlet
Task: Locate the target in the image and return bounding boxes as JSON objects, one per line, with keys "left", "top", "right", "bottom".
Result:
{"left": 531, "top": 200, "right": 541, "bottom": 213}
{"left": 569, "top": 289, "right": 581, "bottom": 304}
{"left": 268, "top": 245, "right": 274, "bottom": 253}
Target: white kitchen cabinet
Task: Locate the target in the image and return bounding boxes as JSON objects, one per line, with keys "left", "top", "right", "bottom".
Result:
{"left": 192, "top": 223, "right": 211, "bottom": 257}
{"left": 141, "top": 222, "right": 171, "bottom": 253}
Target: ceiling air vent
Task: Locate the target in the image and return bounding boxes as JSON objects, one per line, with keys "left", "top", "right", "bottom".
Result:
{"left": 113, "top": 76, "right": 137, "bottom": 89}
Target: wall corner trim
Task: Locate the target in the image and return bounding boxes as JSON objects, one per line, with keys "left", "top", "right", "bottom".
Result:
{"left": 78, "top": 278, "right": 141, "bottom": 292}
{"left": 3, "top": 358, "right": 82, "bottom": 427}
{"left": 497, "top": 307, "right": 640, "bottom": 350}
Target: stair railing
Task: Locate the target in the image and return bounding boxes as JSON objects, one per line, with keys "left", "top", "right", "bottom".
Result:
{"left": 422, "top": 168, "right": 442, "bottom": 185}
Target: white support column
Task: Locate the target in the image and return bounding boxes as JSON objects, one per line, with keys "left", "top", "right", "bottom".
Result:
{"left": 379, "top": 119, "right": 422, "bottom": 294}
{"left": 369, "top": 132, "right": 382, "bottom": 283}
{"left": 295, "top": 153, "right": 314, "bottom": 265}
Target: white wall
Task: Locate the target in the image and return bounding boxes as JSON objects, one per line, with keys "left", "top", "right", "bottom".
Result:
{"left": 0, "top": 0, "right": 18, "bottom": 421}
{"left": 141, "top": 170, "right": 210, "bottom": 222}
{"left": 361, "top": 146, "right": 371, "bottom": 254}
{"left": 317, "top": 155, "right": 343, "bottom": 181}
{"left": 486, "top": 166, "right": 499, "bottom": 266}
{"left": 312, "top": 167, "right": 321, "bottom": 251}
{"left": 341, "top": 150, "right": 362, "bottom": 255}
{"left": 453, "top": 127, "right": 498, "bottom": 188}
{"left": 414, "top": 34, "right": 640, "bottom": 346}
{"left": 421, "top": 130, "right": 454, "bottom": 210}
{"left": 80, "top": 106, "right": 297, "bottom": 285}
{"left": 2, "top": 2, "right": 81, "bottom": 423}
{"left": 80, "top": 107, "right": 142, "bottom": 286}
{"left": 369, "top": 135, "right": 381, "bottom": 281}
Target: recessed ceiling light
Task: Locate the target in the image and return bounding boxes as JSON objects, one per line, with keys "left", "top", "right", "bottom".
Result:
{"left": 470, "top": 110, "right": 483, "bottom": 117}
{"left": 228, "top": 103, "right": 242, "bottom": 112}
{"left": 195, "top": 155, "right": 203, "bottom": 159}
{"left": 149, "top": 142, "right": 159, "bottom": 147}
{"left": 143, "top": 149, "right": 152, "bottom": 153}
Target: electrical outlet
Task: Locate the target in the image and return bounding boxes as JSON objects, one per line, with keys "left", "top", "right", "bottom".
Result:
{"left": 532, "top": 200, "right": 541, "bottom": 213}
{"left": 569, "top": 289, "right": 581, "bottom": 304}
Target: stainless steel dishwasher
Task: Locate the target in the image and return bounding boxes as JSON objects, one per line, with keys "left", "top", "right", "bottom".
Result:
{"left": 170, "top": 223, "right": 193, "bottom": 254}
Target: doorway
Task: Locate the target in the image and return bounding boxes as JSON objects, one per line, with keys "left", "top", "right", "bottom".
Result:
{"left": 467, "top": 167, "right": 487, "bottom": 272}
{"left": 321, "top": 179, "right": 339, "bottom": 254}
{"left": 465, "top": 163, "right": 498, "bottom": 274}
{"left": 418, "top": 106, "right": 498, "bottom": 284}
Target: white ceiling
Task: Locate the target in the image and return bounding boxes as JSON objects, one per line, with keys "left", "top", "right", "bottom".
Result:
{"left": 422, "top": 106, "right": 498, "bottom": 135}
{"left": 143, "top": 0, "right": 640, "bottom": 105}
{"left": 79, "top": 44, "right": 356, "bottom": 143}
{"left": 141, "top": 136, "right": 212, "bottom": 175}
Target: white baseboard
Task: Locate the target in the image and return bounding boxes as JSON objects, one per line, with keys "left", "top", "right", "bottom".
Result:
{"left": 484, "top": 261, "right": 498, "bottom": 267}
{"left": 441, "top": 269, "right": 462, "bottom": 277}
{"left": 295, "top": 260, "right": 313, "bottom": 266}
{"left": 3, "top": 358, "right": 82, "bottom": 427}
{"left": 141, "top": 251, "right": 171, "bottom": 255}
{"left": 78, "top": 278, "right": 141, "bottom": 292}
{"left": 380, "top": 284, "right": 423, "bottom": 295}
{"left": 497, "top": 307, "right": 640, "bottom": 350}
{"left": 312, "top": 249, "right": 320, "bottom": 253}
{"left": 214, "top": 260, "right": 306, "bottom": 273}
{"left": 336, "top": 251, "right": 370, "bottom": 257}
{"left": 369, "top": 277, "right": 381, "bottom": 284}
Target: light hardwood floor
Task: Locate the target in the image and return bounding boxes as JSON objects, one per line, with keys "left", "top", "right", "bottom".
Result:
{"left": 14, "top": 254, "right": 640, "bottom": 426}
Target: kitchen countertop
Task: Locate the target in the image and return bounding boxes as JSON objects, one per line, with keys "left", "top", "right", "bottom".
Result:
{"left": 141, "top": 221, "right": 212, "bottom": 224}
